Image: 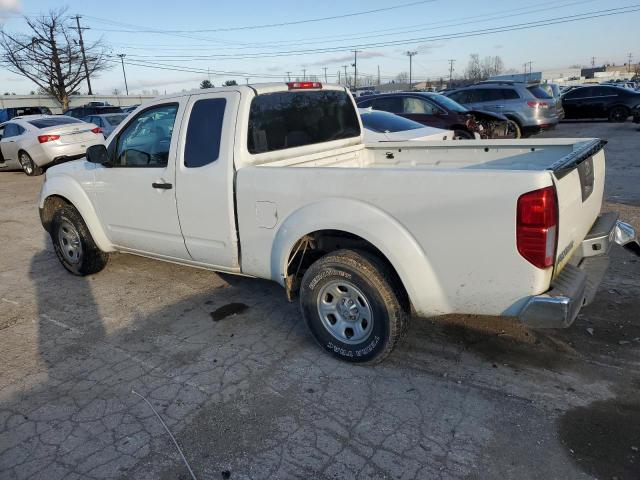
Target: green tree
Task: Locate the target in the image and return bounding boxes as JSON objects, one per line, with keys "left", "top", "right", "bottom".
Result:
{"left": 223, "top": 80, "right": 238, "bottom": 86}
{"left": 200, "top": 79, "right": 214, "bottom": 89}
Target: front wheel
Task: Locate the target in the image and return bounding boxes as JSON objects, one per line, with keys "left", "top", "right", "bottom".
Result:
{"left": 300, "top": 249, "right": 408, "bottom": 363}
{"left": 453, "top": 129, "right": 474, "bottom": 140}
{"left": 506, "top": 120, "right": 522, "bottom": 139}
{"left": 19, "top": 151, "right": 43, "bottom": 176}
{"left": 50, "top": 204, "right": 109, "bottom": 276}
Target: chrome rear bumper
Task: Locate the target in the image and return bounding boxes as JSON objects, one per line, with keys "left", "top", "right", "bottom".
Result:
{"left": 519, "top": 213, "right": 639, "bottom": 329}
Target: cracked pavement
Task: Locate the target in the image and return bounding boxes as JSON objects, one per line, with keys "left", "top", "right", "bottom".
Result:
{"left": 1, "top": 121, "right": 639, "bottom": 479}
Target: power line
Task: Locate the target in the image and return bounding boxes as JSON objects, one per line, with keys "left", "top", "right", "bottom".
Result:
{"left": 87, "top": 1, "right": 436, "bottom": 34}
{"left": 111, "top": 6, "right": 640, "bottom": 62}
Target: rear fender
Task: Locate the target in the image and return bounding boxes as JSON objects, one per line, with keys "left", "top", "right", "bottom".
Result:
{"left": 39, "top": 176, "right": 114, "bottom": 252}
{"left": 270, "top": 198, "right": 450, "bottom": 316}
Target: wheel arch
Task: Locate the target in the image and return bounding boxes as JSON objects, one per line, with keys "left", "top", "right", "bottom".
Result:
{"left": 39, "top": 178, "right": 114, "bottom": 252}
{"left": 270, "top": 199, "right": 450, "bottom": 316}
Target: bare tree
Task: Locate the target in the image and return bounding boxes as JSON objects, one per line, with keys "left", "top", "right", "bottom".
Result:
{"left": 396, "top": 71, "right": 409, "bottom": 84}
{"left": 0, "top": 8, "right": 109, "bottom": 110}
{"left": 465, "top": 54, "right": 505, "bottom": 82}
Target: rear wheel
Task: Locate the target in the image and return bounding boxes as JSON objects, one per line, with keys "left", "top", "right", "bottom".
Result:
{"left": 300, "top": 249, "right": 408, "bottom": 363}
{"left": 18, "top": 151, "right": 43, "bottom": 176}
{"left": 453, "top": 129, "right": 474, "bottom": 140}
{"left": 609, "top": 106, "right": 629, "bottom": 123}
{"left": 50, "top": 204, "right": 109, "bottom": 276}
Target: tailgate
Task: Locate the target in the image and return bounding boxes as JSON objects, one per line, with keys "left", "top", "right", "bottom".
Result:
{"left": 551, "top": 139, "right": 606, "bottom": 274}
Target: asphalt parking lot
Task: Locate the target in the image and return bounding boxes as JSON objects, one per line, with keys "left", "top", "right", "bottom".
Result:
{"left": 1, "top": 121, "right": 639, "bottom": 480}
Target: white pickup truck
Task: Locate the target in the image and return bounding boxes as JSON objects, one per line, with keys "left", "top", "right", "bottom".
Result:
{"left": 39, "top": 82, "right": 639, "bottom": 363}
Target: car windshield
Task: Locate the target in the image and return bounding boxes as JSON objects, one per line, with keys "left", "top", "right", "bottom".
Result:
{"left": 429, "top": 94, "right": 468, "bottom": 113}
{"left": 360, "top": 110, "right": 423, "bottom": 133}
{"left": 104, "top": 114, "right": 127, "bottom": 126}
{"left": 27, "top": 117, "right": 83, "bottom": 128}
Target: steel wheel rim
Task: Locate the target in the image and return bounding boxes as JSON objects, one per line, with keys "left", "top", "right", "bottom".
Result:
{"left": 19, "top": 154, "right": 33, "bottom": 175}
{"left": 317, "top": 280, "right": 374, "bottom": 344}
{"left": 57, "top": 219, "right": 83, "bottom": 264}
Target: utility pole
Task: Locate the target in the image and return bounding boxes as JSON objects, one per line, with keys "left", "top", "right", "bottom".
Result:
{"left": 342, "top": 65, "right": 348, "bottom": 87}
{"left": 71, "top": 15, "right": 92, "bottom": 95}
{"left": 448, "top": 59, "right": 455, "bottom": 86}
{"left": 323, "top": 67, "right": 328, "bottom": 83}
{"left": 117, "top": 54, "right": 129, "bottom": 95}
{"left": 628, "top": 53, "right": 633, "bottom": 73}
{"left": 302, "top": 68, "right": 306, "bottom": 81}
{"left": 337, "top": 70, "right": 341, "bottom": 85}
{"left": 377, "top": 65, "right": 380, "bottom": 86}
{"left": 405, "top": 51, "right": 417, "bottom": 87}
{"left": 207, "top": 67, "right": 211, "bottom": 83}
{"left": 352, "top": 50, "right": 361, "bottom": 89}
{"left": 591, "top": 56, "right": 596, "bottom": 68}
{"left": 286, "top": 71, "right": 291, "bottom": 82}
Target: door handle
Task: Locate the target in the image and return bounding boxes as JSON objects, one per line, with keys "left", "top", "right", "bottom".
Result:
{"left": 152, "top": 182, "right": 172, "bottom": 190}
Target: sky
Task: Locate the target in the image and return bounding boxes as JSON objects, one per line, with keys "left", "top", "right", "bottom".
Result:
{"left": 0, "top": 0, "right": 639, "bottom": 95}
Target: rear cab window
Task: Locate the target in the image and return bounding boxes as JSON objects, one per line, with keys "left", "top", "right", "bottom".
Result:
{"left": 247, "top": 89, "right": 360, "bottom": 154}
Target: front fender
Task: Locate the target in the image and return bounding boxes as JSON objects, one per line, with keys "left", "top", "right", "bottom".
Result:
{"left": 270, "top": 198, "right": 450, "bottom": 316}
{"left": 39, "top": 175, "right": 115, "bottom": 253}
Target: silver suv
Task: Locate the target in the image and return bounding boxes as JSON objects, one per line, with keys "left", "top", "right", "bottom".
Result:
{"left": 444, "top": 81, "right": 559, "bottom": 137}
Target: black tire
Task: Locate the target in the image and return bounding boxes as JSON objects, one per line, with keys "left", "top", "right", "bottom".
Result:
{"left": 50, "top": 204, "right": 109, "bottom": 276}
{"left": 300, "top": 249, "right": 408, "bottom": 364}
{"left": 18, "top": 151, "right": 43, "bottom": 176}
{"left": 608, "top": 106, "right": 629, "bottom": 123}
{"left": 453, "top": 129, "right": 474, "bottom": 140}
{"left": 506, "top": 119, "right": 522, "bottom": 139}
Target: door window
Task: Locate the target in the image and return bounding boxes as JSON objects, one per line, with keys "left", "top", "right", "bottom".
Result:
{"left": 499, "top": 89, "right": 520, "bottom": 100}
{"left": 114, "top": 103, "right": 178, "bottom": 167}
{"left": 372, "top": 96, "right": 403, "bottom": 113}
{"left": 403, "top": 97, "right": 438, "bottom": 114}
{"left": 184, "top": 98, "right": 226, "bottom": 168}
{"left": 447, "top": 91, "right": 469, "bottom": 104}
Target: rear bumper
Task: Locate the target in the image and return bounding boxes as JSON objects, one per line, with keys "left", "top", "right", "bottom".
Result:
{"left": 519, "top": 213, "right": 639, "bottom": 328}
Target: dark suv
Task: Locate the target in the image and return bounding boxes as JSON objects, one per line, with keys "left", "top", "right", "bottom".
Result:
{"left": 444, "top": 82, "right": 559, "bottom": 137}
{"left": 356, "top": 92, "right": 515, "bottom": 139}
{"left": 561, "top": 85, "right": 640, "bottom": 122}
{"left": 63, "top": 105, "right": 123, "bottom": 121}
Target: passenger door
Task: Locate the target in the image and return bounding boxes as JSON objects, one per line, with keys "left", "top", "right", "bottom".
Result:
{"left": 562, "top": 88, "right": 594, "bottom": 119}
{"left": 0, "top": 123, "right": 23, "bottom": 162}
{"left": 92, "top": 101, "right": 191, "bottom": 260}
{"left": 401, "top": 97, "right": 447, "bottom": 128}
{"left": 175, "top": 91, "right": 241, "bottom": 269}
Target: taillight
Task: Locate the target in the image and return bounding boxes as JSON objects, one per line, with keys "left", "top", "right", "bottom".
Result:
{"left": 37, "top": 134, "right": 60, "bottom": 143}
{"left": 287, "top": 81, "right": 322, "bottom": 90}
{"left": 517, "top": 186, "right": 558, "bottom": 269}
{"left": 91, "top": 127, "right": 103, "bottom": 134}
{"left": 527, "top": 101, "right": 549, "bottom": 108}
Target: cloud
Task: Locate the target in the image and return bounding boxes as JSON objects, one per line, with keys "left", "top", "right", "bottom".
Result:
{"left": 0, "top": 0, "right": 20, "bottom": 24}
{"left": 309, "top": 51, "right": 385, "bottom": 66}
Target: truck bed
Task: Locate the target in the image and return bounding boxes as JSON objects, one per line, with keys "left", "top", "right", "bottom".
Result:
{"left": 259, "top": 138, "right": 593, "bottom": 172}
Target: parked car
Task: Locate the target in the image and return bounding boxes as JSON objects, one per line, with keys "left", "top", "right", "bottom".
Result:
{"left": 63, "top": 105, "right": 124, "bottom": 121}
{"left": 443, "top": 81, "right": 559, "bottom": 137}
{"left": 85, "top": 113, "right": 129, "bottom": 138}
{"left": 0, "top": 106, "right": 52, "bottom": 122}
{"left": 38, "top": 82, "right": 639, "bottom": 363}
{"left": 358, "top": 108, "right": 454, "bottom": 141}
{"left": 561, "top": 85, "right": 640, "bottom": 121}
{"left": 0, "top": 115, "right": 104, "bottom": 176}
{"left": 121, "top": 105, "right": 140, "bottom": 113}
{"left": 356, "top": 92, "right": 516, "bottom": 139}
{"left": 539, "top": 82, "right": 565, "bottom": 120}
{"left": 633, "top": 104, "right": 640, "bottom": 124}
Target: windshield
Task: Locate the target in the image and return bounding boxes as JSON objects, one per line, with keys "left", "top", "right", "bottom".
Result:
{"left": 359, "top": 109, "right": 423, "bottom": 133}
{"left": 429, "top": 94, "right": 468, "bottom": 113}
{"left": 104, "top": 114, "right": 127, "bottom": 126}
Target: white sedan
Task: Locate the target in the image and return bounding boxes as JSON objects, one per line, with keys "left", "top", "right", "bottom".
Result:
{"left": 358, "top": 108, "right": 454, "bottom": 142}
{"left": 0, "top": 115, "right": 104, "bottom": 176}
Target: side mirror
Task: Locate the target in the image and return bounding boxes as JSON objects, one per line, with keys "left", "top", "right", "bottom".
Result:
{"left": 86, "top": 144, "right": 111, "bottom": 166}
